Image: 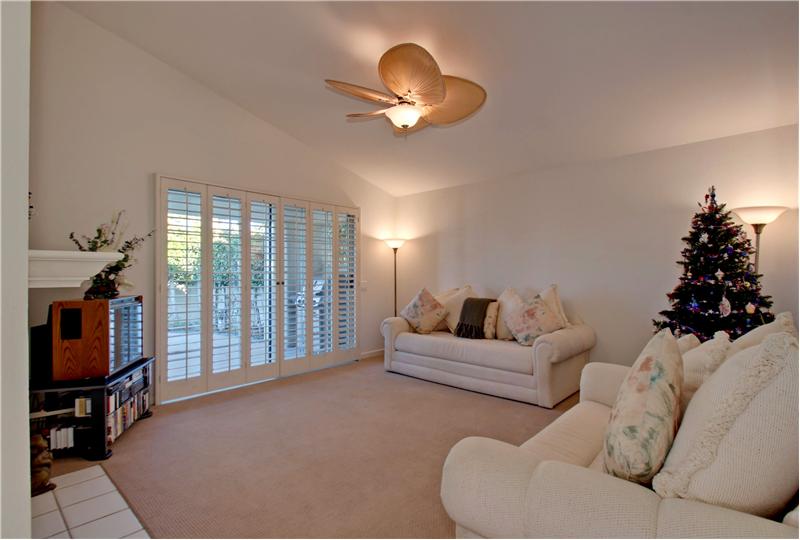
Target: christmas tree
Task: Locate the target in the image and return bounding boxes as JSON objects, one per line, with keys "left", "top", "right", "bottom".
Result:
{"left": 654, "top": 186, "right": 774, "bottom": 341}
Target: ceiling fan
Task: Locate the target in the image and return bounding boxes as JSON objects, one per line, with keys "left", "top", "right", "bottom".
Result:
{"left": 326, "top": 43, "right": 486, "bottom": 133}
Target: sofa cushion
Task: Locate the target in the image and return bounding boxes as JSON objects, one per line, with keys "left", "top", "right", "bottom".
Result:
{"left": 400, "top": 288, "right": 447, "bottom": 334}
{"left": 394, "top": 331, "right": 534, "bottom": 374}
{"left": 603, "top": 329, "right": 683, "bottom": 484}
{"left": 680, "top": 331, "right": 730, "bottom": 413}
{"left": 520, "top": 401, "right": 610, "bottom": 466}
{"left": 652, "top": 332, "right": 799, "bottom": 518}
{"left": 726, "top": 311, "right": 797, "bottom": 358}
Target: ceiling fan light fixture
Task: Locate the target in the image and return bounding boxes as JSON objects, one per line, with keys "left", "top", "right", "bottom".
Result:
{"left": 385, "top": 103, "right": 423, "bottom": 129}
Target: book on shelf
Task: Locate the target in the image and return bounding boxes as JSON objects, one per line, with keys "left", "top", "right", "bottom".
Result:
{"left": 74, "top": 397, "right": 92, "bottom": 417}
{"left": 47, "top": 425, "right": 76, "bottom": 450}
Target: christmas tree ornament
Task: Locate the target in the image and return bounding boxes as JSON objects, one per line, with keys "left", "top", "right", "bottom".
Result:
{"left": 719, "top": 296, "right": 731, "bottom": 317}
{"left": 653, "top": 186, "right": 774, "bottom": 341}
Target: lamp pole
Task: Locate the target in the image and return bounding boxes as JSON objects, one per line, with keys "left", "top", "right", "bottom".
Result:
{"left": 752, "top": 223, "right": 765, "bottom": 274}
{"left": 384, "top": 239, "right": 405, "bottom": 316}
{"left": 393, "top": 247, "right": 398, "bottom": 316}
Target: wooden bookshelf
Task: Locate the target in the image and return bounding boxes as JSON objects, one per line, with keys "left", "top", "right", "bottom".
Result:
{"left": 30, "top": 356, "right": 155, "bottom": 460}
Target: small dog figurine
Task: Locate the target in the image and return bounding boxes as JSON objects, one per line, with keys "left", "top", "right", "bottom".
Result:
{"left": 31, "top": 434, "right": 55, "bottom": 496}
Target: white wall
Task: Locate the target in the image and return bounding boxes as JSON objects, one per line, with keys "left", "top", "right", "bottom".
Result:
{"left": 396, "top": 125, "right": 798, "bottom": 366}
{"left": 1, "top": 1, "right": 32, "bottom": 536}
{"left": 28, "top": 4, "right": 396, "bottom": 361}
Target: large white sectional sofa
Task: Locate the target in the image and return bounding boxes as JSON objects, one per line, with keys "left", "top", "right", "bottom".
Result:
{"left": 381, "top": 317, "right": 596, "bottom": 408}
{"left": 440, "top": 360, "right": 798, "bottom": 538}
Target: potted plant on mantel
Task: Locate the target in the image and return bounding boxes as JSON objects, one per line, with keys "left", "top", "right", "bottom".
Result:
{"left": 69, "top": 211, "right": 153, "bottom": 300}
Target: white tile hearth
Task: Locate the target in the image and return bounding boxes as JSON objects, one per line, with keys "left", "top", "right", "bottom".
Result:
{"left": 32, "top": 466, "right": 149, "bottom": 539}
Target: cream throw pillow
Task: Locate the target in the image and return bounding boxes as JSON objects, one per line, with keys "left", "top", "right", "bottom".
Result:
{"left": 433, "top": 287, "right": 461, "bottom": 331}
{"left": 496, "top": 288, "right": 516, "bottom": 340}
{"left": 400, "top": 288, "right": 446, "bottom": 334}
{"left": 483, "top": 301, "right": 499, "bottom": 339}
{"left": 677, "top": 333, "right": 701, "bottom": 354}
{"left": 502, "top": 291, "right": 565, "bottom": 346}
{"left": 680, "top": 331, "right": 730, "bottom": 413}
{"left": 603, "top": 329, "right": 683, "bottom": 485}
{"left": 442, "top": 285, "right": 476, "bottom": 333}
{"left": 726, "top": 311, "right": 797, "bottom": 358}
{"left": 653, "top": 333, "right": 799, "bottom": 517}
{"left": 540, "top": 284, "right": 570, "bottom": 327}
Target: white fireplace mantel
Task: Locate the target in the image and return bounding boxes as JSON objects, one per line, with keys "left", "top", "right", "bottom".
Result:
{"left": 28, "top": 250, "right": 121, "bottom": 289}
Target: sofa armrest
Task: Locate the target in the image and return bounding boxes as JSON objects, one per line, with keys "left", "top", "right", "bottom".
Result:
{"left": 579, "top": 362, "right": 629, "bottom": 407}
{"left": 523, "top": 461, "right": 661, "bottom": 538}
{"left": 656, "top": 499, "right": 798, "bottom": 538}
{"left": 381, "top": 317, "right": 411, "bottom": 370}
{"left": 441, "top": 437, "right": 543, "bottom": 538}
{"left": 533, "top": 323, "right": 596, "bottom": 365}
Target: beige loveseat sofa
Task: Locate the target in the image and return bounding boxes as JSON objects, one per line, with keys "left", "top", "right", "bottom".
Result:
{"left": 440, "top": 361, "right": 798, "bottom": 538}
{"left": 381, "top": 317, "right": 596, "bottom": 408}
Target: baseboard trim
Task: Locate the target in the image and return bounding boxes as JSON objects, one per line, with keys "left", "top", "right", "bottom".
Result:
{"left": 361, "top": 348, "right": 384, "bottom": 360}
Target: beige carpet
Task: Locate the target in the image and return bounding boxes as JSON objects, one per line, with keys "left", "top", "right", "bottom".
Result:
{"left": 59, "top": 357, "right": 574, "bottom": 538}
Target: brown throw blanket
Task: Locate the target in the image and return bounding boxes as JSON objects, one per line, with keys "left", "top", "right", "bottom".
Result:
{"left": 455, "top": 297, "right": 495, "bottom": 339}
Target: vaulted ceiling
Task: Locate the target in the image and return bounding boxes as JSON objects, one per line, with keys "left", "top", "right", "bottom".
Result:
{"left": 69, "top": 2, "right": 797, "bottom": 196}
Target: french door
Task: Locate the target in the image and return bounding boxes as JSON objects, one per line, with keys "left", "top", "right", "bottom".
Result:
{"left": 156, "top": 176, "right": 359, "bottom": 402}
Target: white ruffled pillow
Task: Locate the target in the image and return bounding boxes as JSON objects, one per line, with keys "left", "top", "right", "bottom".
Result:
{"left": 653, "top": 333, "right": 799, "bottom": 517}
{"left": 400, "top": 288, "right": 446, "bottom": 334}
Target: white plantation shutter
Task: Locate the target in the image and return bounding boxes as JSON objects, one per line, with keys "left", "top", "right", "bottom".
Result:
{"left": 158, "top": 177, "right": 359, "bottom": 402}
{"left": 249, "top": 199, "right": 279, "bottom": 366}
{"left": 210, "top": 193, "right": 244, "bottom": 374}
{"left": 165, "top": 187, "right": 204, "bottom": 382}
{"left": 336, "top": 208, "right": 358, "bottom": 352}
{"left": 312, "top": 207, "right": 334, "bottom": 356}
{"left": 283, "top": 201, "right": 308, "bottom": 361}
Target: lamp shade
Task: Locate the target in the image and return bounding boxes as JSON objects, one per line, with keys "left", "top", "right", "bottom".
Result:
{"left": 384, "top": 238, "right": 406, "bottom": 249}
{"left": 384, "top": 104, "right": 423, "bottom": 129}
{"left": 732, "top": 206, "right": 788, "bottom": 225}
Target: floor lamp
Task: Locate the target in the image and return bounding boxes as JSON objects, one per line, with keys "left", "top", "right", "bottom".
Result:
{"left": 731, "top": 206, "right": 788, "bottom": 273}
{"left": 384, "top": 239, "right": 406, "bottom": 316}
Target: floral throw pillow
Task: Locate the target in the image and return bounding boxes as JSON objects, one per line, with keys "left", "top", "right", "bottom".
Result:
{"left": 603, "top": 329, "right": 683, "bottom": 485}
{"left": 502, "top": 291, "right": 565, "bottom": 346}
{"left": 400, "top": 288, "right": 447, "bottom": 334}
